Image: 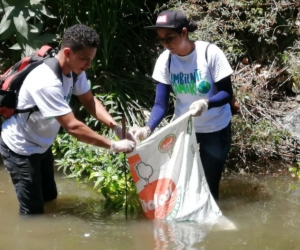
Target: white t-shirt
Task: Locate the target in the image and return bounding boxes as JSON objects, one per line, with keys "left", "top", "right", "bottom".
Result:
{"left": 152, "top": 41, "right": 233, "bottom": 133}
{"left": 1, "top": 62, "right": 90, "bottom": 155}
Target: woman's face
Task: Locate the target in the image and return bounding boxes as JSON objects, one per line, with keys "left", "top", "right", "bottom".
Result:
{"left": 156, "top": 28, "right": 187, "bottom": 55}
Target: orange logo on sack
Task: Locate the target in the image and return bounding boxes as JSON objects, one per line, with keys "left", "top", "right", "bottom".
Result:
{"left": 139, "top": 178, "right": 178, "bottom": 219}
{"left": 158, "top": 134, "right": 176, "bottom": 157}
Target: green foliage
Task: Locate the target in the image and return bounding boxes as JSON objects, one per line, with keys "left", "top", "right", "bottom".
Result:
{"left": 53, "top": 132, "right": 142, "bottom": 214}
{"left": 2, "top": 0, "right": 300, "bottom": 207}
{"left": 92, "top": 76, "right": 155, "bottom": 127}
{"left": 159, "top": 0, "right": 300, "bottom": 174}
{"left": 228, "top": 115, "right": 292, "bottom": 171}
{"left": 289, "top": 164, "right": 300, "bottom": 179}
{"left": 164, "top": 0, "right": 299, "bottom": 65}
{"left": 284, "top": 40, "right": 300, "bottom": 93}
{"left": 44, "top": 0, "right": 158, "bottom": 126}
{"left": 0, "top": 0, "right": 57, "bottom": 57}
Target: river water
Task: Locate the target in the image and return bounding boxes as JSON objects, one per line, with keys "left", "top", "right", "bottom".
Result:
{"left": 1, "top": 164, "right": 300, "bottom": 250}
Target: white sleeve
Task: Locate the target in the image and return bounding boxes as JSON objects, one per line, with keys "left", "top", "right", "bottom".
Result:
{"left": 72, "top": 71, "right": 91, "bottom": 96}
{"left": 152, "top": 50, "right": 171, "bottom": 85}
{"left": 207, "top": 44, "right": 233, "bottom": 83}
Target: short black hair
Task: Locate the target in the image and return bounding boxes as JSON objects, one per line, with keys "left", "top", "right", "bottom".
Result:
{"left": 61, "top": 24, "right": 100, "bottom": 52}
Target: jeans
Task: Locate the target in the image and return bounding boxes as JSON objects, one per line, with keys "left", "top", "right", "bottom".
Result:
{"left": 0, "top": 136, "right": 57, "bottom": 214}
{"left": 196, "top": 121, "right": 231, "bottom": 200}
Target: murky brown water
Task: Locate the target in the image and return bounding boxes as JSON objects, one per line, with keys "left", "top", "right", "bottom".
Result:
{"left": 1, "top": 164, "right": 300, "bottom": 250}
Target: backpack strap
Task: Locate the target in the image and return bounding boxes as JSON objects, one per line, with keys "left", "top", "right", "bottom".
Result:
{"left": 205, "top": 43, "right": 213, "bottom": 81}
{"left": 205, "top": 43, "right": 211, "bottom": 63}
{"left": 168, "top": 52, "right": 172, "bottom": 77}
{"left": 44, "top": 57, "right": 63, "bottom": 83}
{"left": 15, "top": 106, "right": 39, "bottom": 115}
{"left": 15, "top": 104, "right": 40, "bottom": 122}
{"left": 44, "top": 57, "right": 78, "bottom": 86}
{"left": 15, "top": 57, "right": 62, "bottom": 121}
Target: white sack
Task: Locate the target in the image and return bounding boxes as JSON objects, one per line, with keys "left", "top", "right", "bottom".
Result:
{"left": 127, "top": 112, "right": 235, "bottom": 229}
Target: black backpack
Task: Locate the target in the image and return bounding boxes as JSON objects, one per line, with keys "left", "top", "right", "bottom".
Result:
{"left": 0, "top": 45, "right": 77, "bottom": 119}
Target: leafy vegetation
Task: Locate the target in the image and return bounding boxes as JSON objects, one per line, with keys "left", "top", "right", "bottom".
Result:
{"left": 2, "top": 0, "right": 300, "bottom": 213}
{"left": 164, "top": 0, "right": 300, "bottom": 173}
{"left": 0, "top": 0, "right": 57, "bottom": 67}
{"left": 53, "top": 132, "right": 142, "bottom": 214}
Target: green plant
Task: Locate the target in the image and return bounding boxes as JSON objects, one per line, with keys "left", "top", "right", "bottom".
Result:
{"left": 89, "top": 153, "right": 141, "bottom": 213}
{"left": 284, "top": 40, "right": 300, "bottom": 93}
{"left": 289, "top": 164, "right": 300, "bottom": 179}
{"left": 0, "top": 0, "right": 57, "bottom": 57}
{"left": 93, "top": 76, "right": 155, "bottom": 127}
{"left": 164, "top": 0, "right": 298, "bottom": 66}
{"left": 227, "top": 114, "right": 293, "bottom": 172}
{"left": 53, "top": 132, "right": 142, "bottom": 214}
{"left": 45, "top": 0, "right": 160, "bottom": 127}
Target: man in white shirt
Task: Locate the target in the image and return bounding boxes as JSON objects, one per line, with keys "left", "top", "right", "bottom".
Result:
{"left": 0, "top": 24, "right": 135, "bottom": 215}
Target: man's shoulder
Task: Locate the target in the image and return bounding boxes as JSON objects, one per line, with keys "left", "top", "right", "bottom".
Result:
{"left": 29, "top": 62, "right": 56, "bottom": 76}
{"left": 24, "top": 63, "right": 59, "bottom": 86}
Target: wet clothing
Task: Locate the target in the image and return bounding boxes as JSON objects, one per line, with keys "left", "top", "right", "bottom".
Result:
{"left": 0, "top": 136, "right": 57, "bottom": 214}
{"left": 0, "top": 59, "right": 90, "bottom": 214}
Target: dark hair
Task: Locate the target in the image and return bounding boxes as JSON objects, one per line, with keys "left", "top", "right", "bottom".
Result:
{"left": 175, "top": 20, "right": 198, "bottom": 34}
{"left": 187, "top": 21, "right": 198, "bottom": 32}
{"left": 61, "top": 24, "right": 100, "bottom": 52}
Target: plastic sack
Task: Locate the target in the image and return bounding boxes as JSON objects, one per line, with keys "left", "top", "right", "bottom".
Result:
{"left": 127, "top": 111, "right": 234, "bottom": 226}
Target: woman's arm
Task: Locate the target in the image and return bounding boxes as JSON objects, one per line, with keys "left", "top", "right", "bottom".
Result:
{"left": 146, "top": 82, "right": 171, "bottom": 131}
{"left": 207, "top": 75, "right": 233, "bottom": 109}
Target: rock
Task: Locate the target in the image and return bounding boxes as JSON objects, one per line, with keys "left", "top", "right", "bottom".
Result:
{"left": 281, "top": 107, "right": 300, "bottom": 140}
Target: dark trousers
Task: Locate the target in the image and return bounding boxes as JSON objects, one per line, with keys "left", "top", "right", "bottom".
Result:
{"left": 196, "top": 122, "right": 231, "bottom": 200}
{"left": 0, "top": 136, "right": 57, "bottom": 214}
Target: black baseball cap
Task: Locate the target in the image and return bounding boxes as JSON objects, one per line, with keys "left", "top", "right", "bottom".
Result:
{"left": 144, "top": 10, "right": 190, "bottom": 30}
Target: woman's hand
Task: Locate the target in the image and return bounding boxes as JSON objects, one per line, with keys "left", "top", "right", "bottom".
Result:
{"left": 189, "top": 99, "right": 208, "bottom": 116}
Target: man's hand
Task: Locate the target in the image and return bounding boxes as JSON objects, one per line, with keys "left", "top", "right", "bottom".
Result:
{"left": 131, "top": 126, "right": 151, "bottom": 142}
{"left": 189, "top": 99, "right": 208, "bottom": 117}
{"left": 114, "top": 125, "right": 136, "bottom": 142}
{"left": 110, "top": 139, "right": 135, "bottom": 153}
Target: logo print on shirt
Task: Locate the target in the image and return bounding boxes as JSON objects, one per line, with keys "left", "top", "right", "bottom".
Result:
{"left": 64, "top": 87, "right": 73, "bottom": 104}
{"left": 170, "top": 69, "right": 211, "bottom": 96}
{"left": 197, "top": 81, "right": 211, "bottom": 94}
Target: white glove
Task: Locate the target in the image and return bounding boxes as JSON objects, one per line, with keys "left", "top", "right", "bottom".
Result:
{"left": 110, "top": 139, "right": 136, "bottom": 153}
{"left": 130, "top": 126, "right": 151, "bottom": 142}
{"left": 189, "top": 99, "right": 208, "bottom": 117}
{"left": 114, "top": 125, "right": 136, "bottom": 142}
